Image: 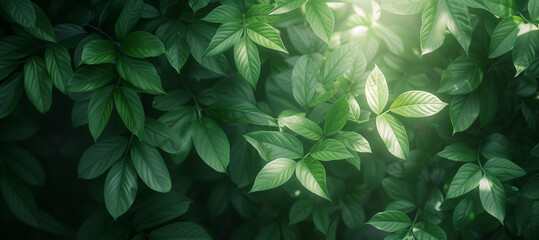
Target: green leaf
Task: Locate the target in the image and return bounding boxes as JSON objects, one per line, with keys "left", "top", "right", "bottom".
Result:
{"left": 439, "top": 54, "right": 483, "bottom": 95}
{"left": 114, "top": 0, "right": 143, "bottom": 41}
{"left": 381, "top": 0, "right": 428, "bottom": 15}
{"left": 386, "top": 200, "right": 416, "bottom": 213}
{"left": 189, "top": 0, "right": 209, "bottom": 13}
{"left": 483, "top": 0, "right": 516, "bottom": 18}
{"left": 347, "top": 96, "right": 361, "bottom": 122}
{"left": 437, "top": 143, "right": 477, "bottom": 162}
{"left": 207, "top": 99, "right": 276, "bottom": 126}
{"left": 446, "top": 163, "right": 482, "bottom": 199}
{"left": 279, "top": 114, "right": 323, "bottom": 140}
{"left": 271, "top": 0, "right": 306, "bottom": 14}
{"left": 484, "top": 158, "right": 525, "bottom": 181}
{"left": 190, "top": 117, "right": 230, "bottom": 173}
{"left": 324, "top": 97, "right": 349, "bottom": 136}
{"left": 376, "top": 114, "right": 409, "bottom": 160}
{"left": 186, "top": 24, "right": 227, "bottom": 75}
{"left": 152, "top": 89, "right": 190, "bottom": 111}
{"left": 488, "top": 16, "right": 523, "bottom": 58}
{"left": 45, "top": 44, "right": 72, "bottom": 93}
{"left": 289, "top": 199, "right": 314, "bottom": 224}
{"left": 295, "top": 157, "right": 330, "bottom": 200}
{"left": 305, "top": 0, "right": 334, "bottom": 44}
{"left": 0, "top": 36, "right": 39, "bottom": 60}
{"left": 131, "top": 191, "right": 191, "bottom": 230}
{"left": 412, "top": 221, "right": 447, "bottom": 240}
{"left": 389, "top": 91, "right": 447, "bottom": 118}
{"left": 150, "top": 222, "right": 211, "bottom": 239}
{"left": 366, "top": 210, "right": 412, "bottom": 232}
{"left": 24, "top": 56, "right": 52, "bottom": 113}
{"left": 203, "top": 5, "right": 243, "bottom": 23}
{"left": 130, "top": 140, "right": 172, "bottom": 193}
{"left": 244, "top": 131, "right": 303, "bottom": 161}
{"left": 121, "top": 31, "right": 165, "bottom": 58}
{"left": 449, "top": 91, "right": 480, "bottom": 134}
{"left": 77, "top": 136, "right": 129, "bottom": 179}
{"left": 159, "top": 107, "right": 197, "bottom": 136}
{"left": 234, "top": 36, "right": 260, "bottom": 88}
{"left": 155, "top": 21, "right": 189, "bottom": 74}
{"left": 141, "top": 118, "right": 182, "bottom": 154}
{"left": 341, "top": 195, "right": 365, "bottom": 229}
{"left": 313, "top": 205, "right": 329, "bottom": 235}
{"left": 0, "top": 0, "right": 35, "bottom": 27}
{"left": 0, "top": 175, "right": 39, "bottom": 227}
{"left": 0, "top": 73, "right": 23, "bottom": 119}
{"left": 68, "top": 64, "right": 117, "bottom": 92}
{"left": 21, "top": 4, "right": 55, "bottom": 42}
{"left": 116, "top": 55, "right": 165, "bottom": 94}
{"left": 512, "top": 23, "right": 538, "bottom": 76}
{"left": 320, "top": 43, "right": 357, "bottom": 83}
{"left": 365, "top": 65, "right": 389, "bottom": 115}
{"left": 530, "top": 0, "right": 539, "bottom": 23}
{"left": 1, "top": 145, "right": 44, "bottom": 186}
{"left": 479, "top": 173, "right": 506, "bottom": 224}
{"left": 453, "top": 197, "right": 475, "bottom": 230}
{"left": 87, "top": 86, "right": 115, "bottom": 141}
{"left": 250, "top": 158, "right": 297, "bottom": 192}
{"left": 309, "top": 139, "right": 352, "bottom": 161}
{"left": 481, "top": 133, "right": 512, "bottom": 160}
{"left": 420, "top": 0, "right": 447, "bottom": 55}
{"left": 204, "top": 23, "right": 243, "bottom": 56}
{"left": 246, "top": 22, "right": 288, "bottom": 53}
{"left": 334, "top": 131, "right": 371, "bottom": 153}
{"left": 114, "top": 87, "right": 145, "bottom": 137}
{"left": 445, "top": 0, "right": 472, "bottom": 54}
{"left": 104, "top": 158, "right": 138, "bottom": 219}
{"left": 292, "top": 54, "right": 319, "bottom": 106}
{"left": 81, "top": 40, "right": 117, "bottom": 65}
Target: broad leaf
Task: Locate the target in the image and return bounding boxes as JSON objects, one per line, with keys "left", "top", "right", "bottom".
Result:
{"left": 114, "top": 0, "right": 143, "bottom": 41}
{"left": 446, "top": 163, "right": 482, "bottom": 199}
{"left": 480, "top": 133, "right": 512, "bottom": 160}
{"left": 313, "top": 205, "right": 329, "bottom": 235}
{"left": 309, "top": 139, "right": 352, "bottom": 161}
{"left": 21, "top": 4, "right": 55, "bottom": 42}
{"left": 0, "top": 175, "right": 39, "bottom": 227}
{"left": 152, "top": 89, "right": 190, "bottom": 111}
{"left": 389, "top": 91, "right": 447, "bottom": 117}
{"left": 479, "top": 174, "right": 506, "bottom": 224}
{"left": 114, "top": 87, "right": 145, "bottom": 137}
{"left": 279, "top": 114, "right": 323, "bottom": 140}
{"left": 489, "top": 16, "right": 523, "bottom": 58}
{"left": 376, "top": 114, "right": 409, "bottom": 160}
{"left": 24, "top": 56, "right": 52, "bottom": 113}
{"left": 1, "top": 145, "right": 44, "bottom": 186}
{"left": 439, "top": 54, "right": 483, "bottom": 95}
{"left": 234, "top": 37, "right": 260, "bottom": 88}
{"left": 131, "top": 191, "right": 191, "bottom": 230}
{"left": 88, "top": 86, "right": 115, "bottom": 141}
{"left": 365, "top": 65, "right": 389, "bottom": 115}
{"left": 530, "top": 0, "right": 539, "bottom": 23}
{"left": 0, "top": 0, "right": 35, "bottom": 27}
{"left": 68, "top": 64, "right": 117, "bottom": 92}
{"left": 204, "top": 22, "right": 243, "bottom": 56}
{"left": 81, "top": 40, "right": 116, "bottom": 65}
{"left": 121, "top": 31, "right": 165, "bottom": 58}
{"left": 305, "top": 0, "right": 334, "bottom": 44}
{"left": 484, "top": 158, "right": 525, "bottom": 181}
{"left": 246, "top": 22, "right": 288, "bottom": 53}
{"left": 190, "top": 117, "right": 230, "bottom": 173}
{"left": 78, "top": 136, "right": 129, "bottom": 179}
{"left": 130, "top": 140, "right": 172, "bottom": 193}
{"left": 186, "top": 24, "right": 227, "bottom": 75}
{"left": 244, "top": 131, "right": 303, "bottom": 161}
{"left": 341, "top": 195, "right": 365, "bottom": 229}
{"left": 104, "top": 158, "right": 138, "bottom": 219}
{"left": 366, "top": 210, "right": 412, "bottom": 232}
{"left": 189, "top": 0, "right": 209, "bottom": 13}
{"left": 324, "top": 97, "right": 349, "bottom": 136}
{"left": 250, "top": 158, "right": 296, "bottom": 192}
{"left": 437, "top": 143, "right": 477, "bottom": 162}
{"left": 295, "top": 157, "right": 330, "bottom": 200}
{"left": 116, "top": 55, "right": 165, "bottom": 94}
{"left": 334, "top": 131, "right": 371, "bottom": 153}
{"left": 45, "top": 44, "right": 72, "bottom": 93}
{"left": 449, "top": 91, "right": 480, "bottom": 134}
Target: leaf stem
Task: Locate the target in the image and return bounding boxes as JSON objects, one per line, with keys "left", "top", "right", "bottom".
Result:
{"left": 407, "top": 209, "right": 420, "bottom": 235}
{"left": 519, "top": 13, "right": 531, "bottom": 23}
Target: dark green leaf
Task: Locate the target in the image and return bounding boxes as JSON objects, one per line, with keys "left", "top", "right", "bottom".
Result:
{"left": 246, "top": 22, "right": 287, "bottom": 53}
{"left": 207, "top": 99, "right": 276, "bottom": 126}
{"left": 295, "top": 157, "right": 330, "bottom": 200}
{"left": 279, "top": 114, "right": 323, "bottom": 140}
{"left": 114, "top": 0, "right": 143, "bottom": 41}
{"left": 366, "top": 210, "right": 412, "bottom": 232}
{"left": 324, "top": 97, "right": 349, "bottom": 136}
{"left": 439, "top": 54, "right": 483, "bottom": 95}
{"left": 489, "top": 16, "right": 523, "bottom": 58}
{"left": 204, "top": 22, "right": 243, "bottom": 56}
{"left": 0, "top": 0, "right": 35, "bottom": 27}
{"left": 87, "top": 86, "right": 115, "bottom": 141}
{"left": 114, "top": 87, "right": 145, "bottom": 137}
{"left": 190, "top": 117, "right": 230, "bottom": 173}
{"left": 21, "top": 4, "right": 55, "bottom": 42}
{"left": 484, "top": 158, "right": 525, "bottom": 181}
{"left": 132, "top": 191, "right": 191, "bottom": 230}
{"left": 149, "top": 222, "right": 211, "bottom": 239}
{"left": 68, "top": 64, "right": 117, "bottom": 92}
{"left": 189, "top": 0, "right": 209, "bottom": 13}
{"left": 483, "top": 0, "right": 516, "bottom": 18}
{"left": 479, "top": 173, "right": 506, "bottom": 224}
{"left": 512, "top": 24, "right": 538, "bottom": 76}
{"left": 244, "top": 131, "right": 303, "bottom": 161}
{"left": 437, "top": 143, "right": 477, "bottom": 162}
{"left": 104, "top": 158, "right": 138, "bottom": 219}
{"left": 446, "top": 163, "right": 482, "bottom": 199}
{"left": 141, "top": 118, "right": 182, "bottom": 154}
{"left": 313, "top": 205, "right": 329, "bottom": 235}
{"left": 412, "top": 221, "right": 447, "bottom": 240}
{"left": 289, "top": 199, "right": 314, "bottom": 224}
{"left": 45, "top": 44, "right": 72, "bottom": 93}
{"left": 116, "top": 55, "right": 165, "bottom": 94}
{"left": 155, "top": 21, "right": 189, "bottom": 74}
{"left": 24, "top": 56, "right": 52, "bottom": 113}
{"left": 292, "top": 54, "right": 319, "bottom": 106}
{"left": 152, "top": 89, "right": 190, "bottom": 111}
{"left": 78, "top": 136, "right": 128, "bottom": 180}
{"left": 1, "top": 145, "right": 44, "bottom": 186}
{"left": 81, "top": 40, "right": 117, "bottom": 65}
{"left": 130, "top": 140, "right": 172, "bottom": 193}
{"left": 203, "top": 5, "right": 243, "bottom": 23}
{"left": 449, "top": 91, "right": 480, "bottom": 134}
{"left": 0, "top": 175, "right": 39, "bottom": 227}
{"left": 121, "top": 31, "right": 165, "bottom": 58}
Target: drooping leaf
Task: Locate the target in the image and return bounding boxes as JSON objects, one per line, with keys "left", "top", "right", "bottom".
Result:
{"left": 305, "top": 0, "right": 334, "bottom": 44}
{"left": 295, "top": 157, "right": 330, "bottom": 200}
{"left": 449, "top": 91, "right": 480, "bottom": 134}
{"left": 116, "top": 55, "right": 165, "bottom": 94}
{"left": 121, "top": 31, "right": 165, "bottom": 58}
{"left": 437, "top": 143, "right": 477, "bottom": 162}
{"left": 78, "top": 136, "right": 129, "bottom": 179}
{"left": 130, "top": 140, "right": 172, "bottom": 193}
{"left": 24, "top": 56, "right": 52, "bottom": 113}
{"left": 87, "top": 86, "right": 115, "bottom": 141}
{"left": 445, "top": 0, "right": 472, "bottom": 54}
{"left": 324, "top": 97, "right": 349, "bottom": 136}
{"left": 446, "top": 163, "right": 482, "bottom": 199}
{"left": 366, "top": 210, "right": 412, "bottom": 232}
{"left": 389, "top": 91, "right": 447, "bottom": 118}
{"left": 438, "top": 54, "right": 484, "bottom": 95}
{"left": 420, "top": 0, "right": 447, "bottom": 55}
{"left": 479, "top": 173, "right": 506, "bottom": 224}
{"left": 250, "top": 158, "right": 297, "bottom": 192}
{"left": 234, "top": 36, "right": 260, "bottom": 88}
{"left": 244, "top": 131, "right": 303, "bottom": 161}
{"left": 376, "top": 114, "right": 409, "bottom": 160}
{"left": 309, "top": 139, "right": 352, "bottom": 161}
{"left": 114, "top": 0, "right": 143, "bottom": 41}
{"left": 113, "top": 87, "right": 145, "bottom": 137}
{"left": 104, "top": 158, "right": 138, "bottom": 219}
{"left": 246, "top": 22, "right": 288, "bottom": 53}
{"left": 190, "top": 117, "right": 230, "bottom": 173}
{"left": 365, "top": 65, "right": 389, "bottom": 115}
{"left": 81, "top": 40, "right": 117, "bottom": 65}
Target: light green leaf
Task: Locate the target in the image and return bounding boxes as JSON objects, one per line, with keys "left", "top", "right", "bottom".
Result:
{"left": 420, "top": 0, "right": 448, "bottom": 55}
{"left": 446, "top": 163, "right": 482, "bottom": 199}
{"left": 130, "top": 140, "right": 172, "bottom": 193}
{"left": 244, "top": 131, "right": 303, "bottom": 161}
{"left": 292, "top": 54, "right": 319, "bottom": 107}
{"left": 149, "top": 222, "right": 211, "bottom": 239}
{"left": 445, "top": 0, "right": 472, "bottom": 54}
{"left": 141, "top": 118, "right": 182, "bottom": 154}
{"left": 289, "top": 199, "right": 314, "bottom": 224}
{"left": 154, "top": 21, "right": 189, "bottom": 74}
{"left": 204, "top": 22, "right": 243, "bottom": 56}
{"left": 381, "top": 0, "right": 428, "bottom": 15}
{"left": 246, "top": 22, "right": 288, "bottom": 53}
{"left": 77, "top": 136, "right": 129, "bottom": 179}
{"left": 347, "top": 96, "right": 361, "bottom": 122}
{"left": 0, "top": 175, "right": 39, "bottom": 227}
{"left": 207, "top": 99, "right": 276, "bottom": 126}
{"left": 488, "top": 16, "right": 523, "bottom": 58}
{"left": 116, "top": 55, "right": 165, "bottom": 94}
{"left": 305, "top": 0, "right": 334, "bottom": 44}
{"left": 81, "top": 40, "right": 116, "bottom": 65}
{"left": 512, "top": 23, "right": 538, "bottom": 76}
{"left": 279, "top": 114, "right": 323, "bottom": 140}
{"left": 449, "top": 91, "right": 480, "bottom": 134}
{"left": 389, "top": 91, "right": 447, "bottom": 118}
{"left": 483, "top": 0, "right": 516, "bottom": 18}
{"left": 250, "top": 158, "right": 297, "bottom": 192}
{"left": 479, "top": 173, "right": 506, "bottom": 224}
{"left": 334, "top": 131, "right": 371, "bottom": 153}
{"left": 530, "top": 0, "right": 539, "bottom": 23}
{"left": 245, "top": 4, "right": 276, "bottom": 24}
{"left": 114, "top": 87, "right": 145, "bottom": 137}
{"left": 121, "top": 31, "right": 165, "bottom": 58}
{"left": 453, "top": 197, "right": 475, "bottom": 230}
{"left": 320, "top": 43, "right": 357, "bottom": 83}
{"left": 365, "top": 65, "right": 389, "bottom": 115}
{"left": 313, "top": 205, "right": 329, "bottom": 235}
{"left": 412, "top": 221, "right": 447, "bottom": 240}
{"left": 324, "top": 96, "right": 349, "bottom": 136}
{"left": 376, "top": 114, "right": 409, "bottom": 160}
{"left": 439, "top": 54, "right": 483, "bottom": 95}
{"left": 366, "top": 210, "right": 412, "bottom": 232}
{"left": 104, "top": 158, "right": 138, "bottom": 219}
{"left": 309, "top": 139, "right": 352, "bottom": 161}
{"left": 21, "top": 4, "right": 55, "bottom": 42}
{"left": 44, "top": 44, "right": 71, "bottom": 93}
{"left": 234, "top": 36, "right": 260, "bottom": 88}
{"left": 271, "top": 0, "right": 306, "bottom": 15}
{"left": 24, "top": 56, "right": 52, "bottom": 113}
{"left": 437, "top": 143, "right": 477, "bottom": 162}
{"left": 203, "top": 5, "right": 243, "bottom": 23}
{"left": 295, "top": 157, "right": 330, "bottom": 200}
{"left": 68, "top": 64, "right": 117, "bottom": 93}
{"left": 88, "top": 86, "right": 115, "bottom": 141}
{"left": 190, "top": 117, "right": 230, "bottom": 173}
{"left": 484, "top": 158, "right": 525, "bottom": 181}
{"left": 114, "top": 0, "right": 143, "bottom": 41}
{"left": 0, "top": 0, "right": 35, "bottom": 27}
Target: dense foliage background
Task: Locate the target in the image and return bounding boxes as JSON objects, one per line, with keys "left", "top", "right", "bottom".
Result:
{"left": 0, "top": 0, "right": 538, "bottom": 239}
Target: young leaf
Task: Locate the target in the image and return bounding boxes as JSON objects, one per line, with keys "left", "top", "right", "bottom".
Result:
{"left": 244, "top": 131, "right": 303, "bottom": 161}
{"left": 512, "top": 24, "right": 538, "bottom": 76}
{"left": 190, "top": 117, "right": 230, "bottom": 173}
{"left": 88, "top": 86, "right": 115, "bottom": 141}
{"left": 295, "top": 157, "right": 330, "bottom": 200}
{"left": 114, "top": 0, "right": 143, "bottom": 41}
{"left": 479, "top": 174, "right": 506, "bottom": 224}
{"left": 437, "top": 143, "right": 477, "bottom": 162}
{"left": 279, "top": 114, "right": 323, "bottom": 140}
{"left": 412, "top": 221, "right": 447, "bottom": 240}
{"left": 68, "top": 64, "right": 117, "bottom": 92}
{"left": 389, "top": 91, "right": 447, "bottom": 118}
{"left": 24, "top": 56, "right": 52, "bottom": 113}
{"left": 204, "top": 23, "right": 243, "bottom": 56}
{"left": 488, "top": 16, "right": 523, "bottom": 58}
{"left": 81, "top": 40, "right": 117, "bottom": 65}
{"left": 114, "top": 87, "right": 145, "bottom": 137}
{"left": 366, "top": 210, "right": 412, "bottom": 232}
{"left": 305, "top": 0, "right": 334, "bottom": 44}
{"left": 246, "top": 22, "right": 288, "bottom": 53}
{"left": 381, "top": 0, "right": 428, "bottom": 15}
{"left": 365, "top": 65, "right": 389, "bottom": 115}
{"left": 334, "top": 131, "right": 371, "bottom": 153}
{"left": 77, "top": 136, "right": 129, "bottom": 179}
{"left": 446, "top": 163, "right": 482, "bottom": 199}
{"left": 438, "top": 54, "right": 483, "bottom": 95}
{"left": 155, "top": 21, "right": 189, "bottom": 74}
{"left": 376, "top": 114, "right": 409, "bottom": 160}
{"left": 203, "top": 5, "right": 243, "bottom": 23}
{"left": 44, "top": 44, "right": 72, "bottom": 93}
{"left": 141, "top": 118, "right": 182, "bottom": 154}
{"left": 0, "top": 0, "right": 35, "bottom": 27}
{"left": 324, "top": 97, "right": 349, "bottom": 136}
{"left": 131, "top": 191, "right": 191, "bottom": 230}
{"left": 319, "top": 43, "right": 357, "bottom": 83}
{"left": 121, "top": 31, "right": 165, "bottom": 58}
{"left": 250, "top": 158, "right": 297, "bottom": 192}
{"left": 449, "top": 91, "right": 480, "bottom": 134}
{"left": 116, "top": 55, "right": 165, "bottom": 94}
{"left": 234, "top": 36, "right": 260, "bottom": 88}
{"left": 130, "top": 140, "right": 172, "bottom": 193}
{"left": 104, "top": 158, "right": 138, "bottom": 219}
{"left": 309, "top": 139, "right": 352, "bottom": 161}
{"left": 21, "top": 4, "right": 55, "bottom": 42}
{"left": 420, "top": 0, "right": 447, "bottom": 55}
{"left": 289, "top": 199, "right": 314, "bottom": 224}
{"left": 484, "top": 158, "right": 525, "bottom": 181}
{"left": 207, "top": 99, "right": 276, "bottom": 127}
